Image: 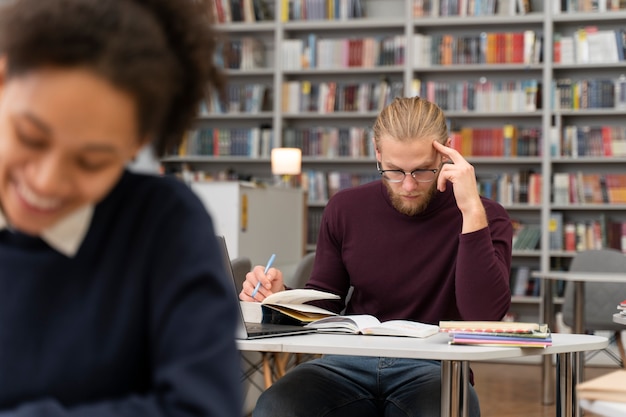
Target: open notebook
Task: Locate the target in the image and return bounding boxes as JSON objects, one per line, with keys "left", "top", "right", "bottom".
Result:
{"left": 216, "top": 235, "right": 316, "bottom": 340}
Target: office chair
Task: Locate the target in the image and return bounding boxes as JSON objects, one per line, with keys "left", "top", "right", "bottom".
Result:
{"left": 286, "top": 251, "right": 316, "bottom": 289}
{"left": 231, "top": 256, "right": 252, "bottom": 294}
{"left": 561, "top": 248, "right": 626, "bottom": 367}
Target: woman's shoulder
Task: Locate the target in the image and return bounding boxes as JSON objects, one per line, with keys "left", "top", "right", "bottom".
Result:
{"left": 102, "top": 170, "right": 206, "bottom": 217}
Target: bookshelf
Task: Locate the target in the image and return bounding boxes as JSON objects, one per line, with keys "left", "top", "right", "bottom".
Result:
{"left": 160, "top": 0, "right": 626, "bottom": 324}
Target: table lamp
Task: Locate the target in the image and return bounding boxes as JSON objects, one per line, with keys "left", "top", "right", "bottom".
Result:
{"left": 271, "top": 147, "right": 302, "bottom": 187}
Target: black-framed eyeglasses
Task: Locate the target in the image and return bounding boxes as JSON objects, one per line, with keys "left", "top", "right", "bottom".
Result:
{"left": 376, "top": 160, "right": 438, "bottom": 183}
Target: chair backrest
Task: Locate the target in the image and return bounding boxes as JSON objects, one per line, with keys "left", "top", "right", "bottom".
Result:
{"left": 561, "top": 248, "right": 626, "bottom": 331}
{"left": 287, "top": 251, "right": 316, "bottom": 289}
{"left": 231, "top": 256, "right": 252, "bottom": 294}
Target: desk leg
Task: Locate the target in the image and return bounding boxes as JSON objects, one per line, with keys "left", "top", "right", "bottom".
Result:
{"left": 556, "top": 352, "right": 582, "bottom": 417}
{"left": 573, "top": 281, "right": 585, "bottom": 384}
{"left": 440, "top": 360, "right": 470, "bottom": 417}
{"left": 541, "top": 277, "right": 556, "bottom": 405}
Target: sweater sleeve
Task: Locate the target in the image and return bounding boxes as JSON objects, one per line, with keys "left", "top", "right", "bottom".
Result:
{"left": 454, "top": 201, "right": 513, "bottom": 321}
{"left": 0, "top": 190, "right": 243, "bottom": 417}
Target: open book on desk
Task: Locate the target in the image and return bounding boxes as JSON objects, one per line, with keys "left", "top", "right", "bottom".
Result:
{"left": 260, "top": 289, "right": 339, "bottom": 326}
{"left": 305, "top": 315, "right": 440, "bottom": 338}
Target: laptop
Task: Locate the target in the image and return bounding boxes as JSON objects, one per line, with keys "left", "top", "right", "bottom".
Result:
{"left": 216, "top": 235, "right": 317, "bottom": 340}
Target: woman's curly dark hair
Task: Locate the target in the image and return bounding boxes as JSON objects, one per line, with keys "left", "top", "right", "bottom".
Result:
{"left": 0, "top": 0, "right": 225, "bottom": 156}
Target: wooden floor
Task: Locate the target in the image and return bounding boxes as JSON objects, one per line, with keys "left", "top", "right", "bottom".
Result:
{"left": 473, "top": 361, "right": 617, "bottom": 417}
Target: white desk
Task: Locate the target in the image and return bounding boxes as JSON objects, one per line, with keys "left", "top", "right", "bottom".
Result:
{"left": 238, "top": 332, "right": 607, "bottom": 417}
{"left": 613, "top": 313, "right": 626, "bottom": 326}
{"left": 531, "top": 270, "right": 626, "bottom": 411}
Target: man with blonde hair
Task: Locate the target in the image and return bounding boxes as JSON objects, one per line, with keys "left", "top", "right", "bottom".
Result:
{"left": 242, "top": 96, "right": 513, "bottom": 417}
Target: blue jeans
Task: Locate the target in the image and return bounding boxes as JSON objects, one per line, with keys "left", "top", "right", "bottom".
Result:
{"left": 253, "top": 355, "right": 480, "bottom": 417}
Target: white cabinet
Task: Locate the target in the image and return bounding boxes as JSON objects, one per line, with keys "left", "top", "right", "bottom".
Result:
{"left": 191, "top": 181, "right": 305, "bottom": 267}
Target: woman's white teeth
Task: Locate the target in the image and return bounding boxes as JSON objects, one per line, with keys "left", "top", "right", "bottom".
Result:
{"left": 18, "top": 183, "right": 61, "bottom": 210}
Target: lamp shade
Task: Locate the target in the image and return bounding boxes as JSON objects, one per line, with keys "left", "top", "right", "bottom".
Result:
{"left": 271, "top": 147, "right": 302, "bottom": 175}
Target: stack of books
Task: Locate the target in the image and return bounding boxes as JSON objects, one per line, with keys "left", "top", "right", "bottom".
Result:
{"left": 439, "top": 321, "right": 552, "bottom": 348}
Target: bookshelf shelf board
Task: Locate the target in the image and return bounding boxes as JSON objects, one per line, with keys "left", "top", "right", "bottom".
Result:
{"left": 512, "top": 249, "right": 541, "bottom": 257}
{"left": 307, "top": 201, "right": 328, "bottom": 208}
{"left": 503, "top": 204, "right": 542, "bottom": 211}
{"left": 223, "top": 68, "right": 275, "bottom": 77}
{"left": 282, "top": 111, "right": 379, "bottom": 119}
{"left": 553, "top": 63, "right": 626, "bottom": 70}
{"left": 282, "top": 19, "right": 405, "bottom": 31}
{"left": 283, "top": 66, "right": 404, "bottom": 76}
{"left": 554, "top": 109, "right": 626, "bottom": 117}
{"left": 196, "top": 112, "right": 273, "bottom": 120}
{"left": 466, "top": 156, "right": 542, "bottom": 164}
{"left": 413, "top": 14, "right": 545, "bottom": 27}
{"left": 216, "top": 22, "right": 276, "bottom": 33}
{"left": 302, "top": 157, "right": 375, "bottom": 164}
{"left": 510, "top": 295, "right": 540, "bottom": 304}
{"left": 414, "top": 64, "right": 543, "bottom": 72}
{"left": 549, "top": 251, "right": 577, "bottom": 258}
{"left": 550, "top": 204, "right": 626, "bottom": 211}
{"left": 161, "top": 156, "right": 271, "bottom": 164}
{"left": 443, "top": 110, "right": 543, "bottom": 118}
{"left": 553, "top": 11, "right": 626, "bottom": 23}
{"left": 552, "top": 157, "right": 626, "bottom": 164}
{"left": 510, "top": 295, "right": 565, "bottom": 305}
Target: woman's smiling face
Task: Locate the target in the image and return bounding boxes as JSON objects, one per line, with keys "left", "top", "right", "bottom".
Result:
{"left": 0, "top": 64, "right": 143, "bottom": 235}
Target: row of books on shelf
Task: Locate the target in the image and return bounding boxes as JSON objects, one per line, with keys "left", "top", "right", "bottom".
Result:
{"left": 415, "top": 0, "right": 626, "bottom": 16}
{"left": 553, "top": 27, "right": 626, "bottom": 65}
{"left": 176, "top": 127, "right": 276, "bottom": 157}
{"left": 212, "top": 0, "right": 273, "bottom": 23}
{"left": 559, "top": 125, "right": 626, "bottom": 157}
{"left": 218, "top": 38, "right": 267, "bottom": 70}
{"left": 303, "top": 170, "right": 379, "bottom": 204}
{"left": 307, "top": 209, "right": 322, "bottom": 245}
{"left": 413, "top": 0, "right": 525, "bottom": 17}
{"left": 553, "top": 172, "right": 626, "bottom": 205}
{"left": 283, "top": 127, "right": 374, "bottom": 158}
{"left": 450, "top": 125, "right": 541, "bottom": 157}
{"left": 414, "top": 79, "right": 541, "bottom": 112}
{"left": 281, "top": 79, "right": 403, "bottom": 114}
{"left": 510, "top": 266, "right": 561, "bottom": 297}
{"left": 282, "top": 35, "right": 405, "bottom": 70}
{"left": 304, "top": 172, "right": 378, "bottom": 244}
{"left": 511, "top": 221, "right": 541, "bottom": 250}
{"left": 219, "top": 31, "right": 626, "bottom": 72}
{"left": 559, "top": 0, "right": 626, "bottom": 12}
{"left": 282, "top": 0, "right": 365, "bottom": 21}
{"left": 552, "top": 77, "right": 626, "bottom": 111}
{"left": 413, "top": 31, "right": 541, "bottom": 67}
{"left": 549, "top": 212, "right": 626, "bottom": 253}
{"left": 510, "top": 214, "right": 626, "bottom": 254}
{"left": 478, "top": 171, "right": 542, "bottom": 205}
{"left": 202, "top": 83, "right": 272, "bottom": 115}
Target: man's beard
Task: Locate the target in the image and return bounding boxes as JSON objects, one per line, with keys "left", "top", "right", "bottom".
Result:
{"left": 384, "top": 181, "right": 437, "bottom": 216}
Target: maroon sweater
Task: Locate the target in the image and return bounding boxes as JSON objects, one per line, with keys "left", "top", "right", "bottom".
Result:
{"left": 307, "top": 180, "right": 513, "bottom": 324}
